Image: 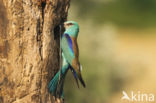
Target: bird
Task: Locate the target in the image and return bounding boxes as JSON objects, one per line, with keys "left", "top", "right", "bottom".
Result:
{"left": 61, "top": 21, "right": 86, "bottom": 88}
{"left": 48, "top": 21, "right": 86, "bottom": 99}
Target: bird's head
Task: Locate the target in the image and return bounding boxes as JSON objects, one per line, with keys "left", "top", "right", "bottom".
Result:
{"left": 64, "top": 21, "right": 79, "bottom": 37}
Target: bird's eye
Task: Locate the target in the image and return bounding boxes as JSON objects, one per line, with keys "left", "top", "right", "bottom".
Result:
{"left": 67, "top": 23, "right": 73, "bottom": 26}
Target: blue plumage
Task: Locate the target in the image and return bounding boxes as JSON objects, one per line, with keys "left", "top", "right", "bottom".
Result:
{"left": 48, "top": 53, "right": 69, "bottom": 98}
{"left": 62, "top": 21, "right": 86, "bottom": 88}
{"left": 65, "top": 33, "right": 73, "bottom": 53}
{"left": 48, "top": 21, "right": 85, "bottom": 100}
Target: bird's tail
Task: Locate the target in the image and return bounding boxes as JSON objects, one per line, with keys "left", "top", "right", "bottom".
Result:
{"left": 48, "top": 71, "right": 60, "bottom": 96}
{"left": 48, "top": 66, "right": 69, "bottom": 98}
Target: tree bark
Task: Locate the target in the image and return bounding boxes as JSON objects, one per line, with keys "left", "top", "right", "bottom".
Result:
{"left": 0, "top": 0, "right": 70, "bottom": 103}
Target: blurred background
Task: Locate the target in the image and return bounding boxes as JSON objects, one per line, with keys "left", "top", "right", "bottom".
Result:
{"left": 64, "top": 0, "right": 156, "bottom": 103}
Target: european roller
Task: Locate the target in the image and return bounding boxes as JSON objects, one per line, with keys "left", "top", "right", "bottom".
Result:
{"left": 48, "top": 21, "right": 86, "bottom": 99}
{"left": 62, "top": 21, "right": 86, "bottom": 88}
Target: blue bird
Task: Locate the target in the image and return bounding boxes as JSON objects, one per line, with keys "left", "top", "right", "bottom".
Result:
{"left": 62, "top": 21, "right": 85, "bottom": 88}
{"left": 48, "top": 21, "right": 86, "bottom": 99}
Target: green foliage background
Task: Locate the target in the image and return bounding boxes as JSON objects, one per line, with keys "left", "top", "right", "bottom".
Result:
{"left": 72, "top": 0, "right": 156, "bottom": 28}
{"left": 64, "top": 0, "right": 156, "bottom": 103}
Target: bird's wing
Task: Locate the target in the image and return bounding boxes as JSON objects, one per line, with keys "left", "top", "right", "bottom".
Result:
{"left": 61, "top": 33, "right": 75, "bottom": 64}
{"left": 61, "top": 33, "right": 86, "bottom": 88}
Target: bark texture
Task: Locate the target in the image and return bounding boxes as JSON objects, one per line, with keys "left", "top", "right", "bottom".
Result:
{"left": 0, "top": 0, "right": 70, "bottom": 103}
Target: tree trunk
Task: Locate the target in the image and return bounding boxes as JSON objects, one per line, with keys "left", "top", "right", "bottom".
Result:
{"left": 0, "top": 0, "right": 70, "bottom": 103}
